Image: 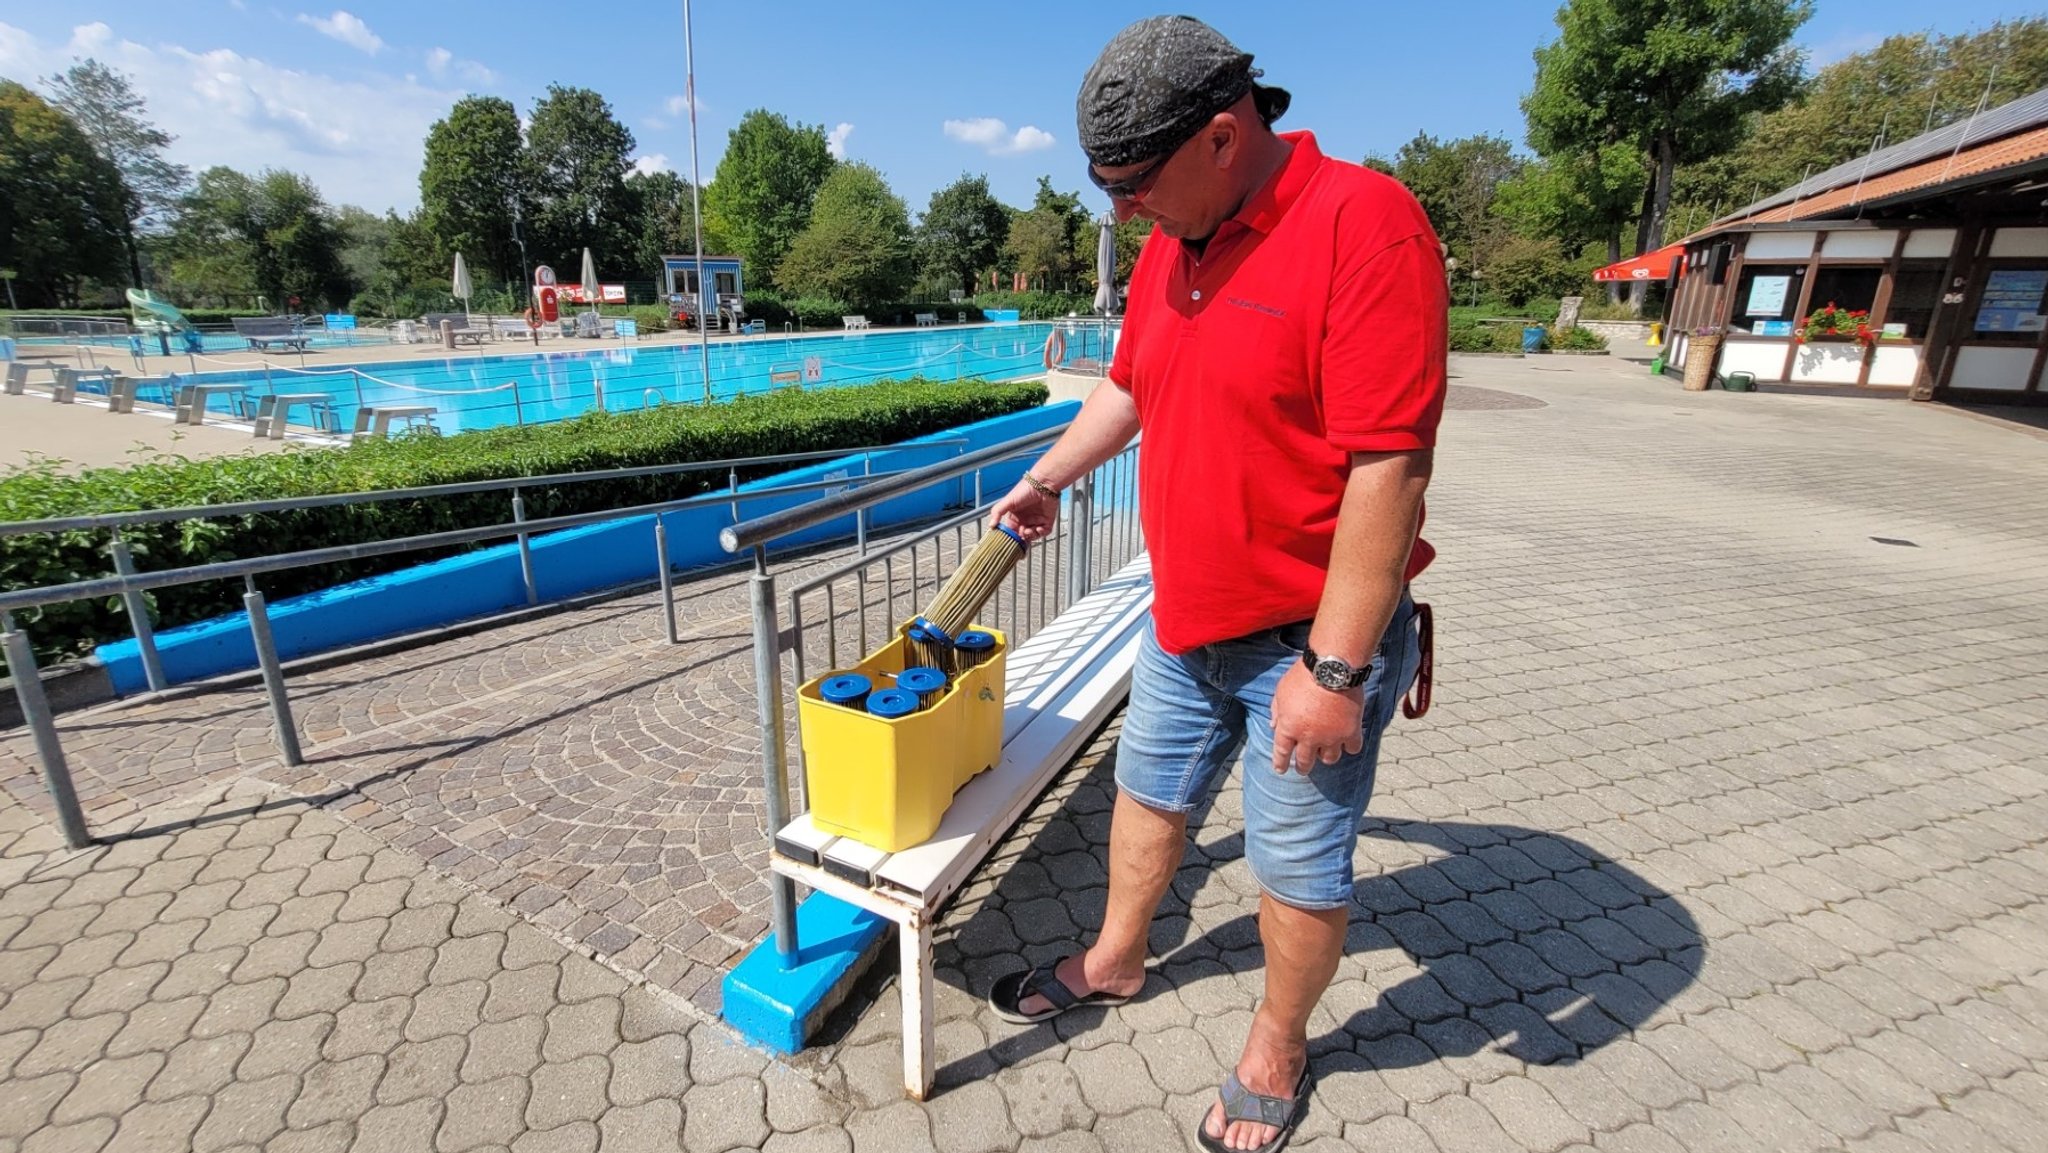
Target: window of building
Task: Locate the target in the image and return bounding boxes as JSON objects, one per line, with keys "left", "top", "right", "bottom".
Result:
{"left": 1882, "top": 263, "right": 1945, "bottom": 339}
{"left": 1806, "top": 266, "right": 1883, "bottom": 319}
{"left": 1730, "top": 264, "right": 1806, "bottom": 334}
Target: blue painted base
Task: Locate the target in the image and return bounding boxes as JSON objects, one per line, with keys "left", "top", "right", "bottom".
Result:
{"left": 722, "top": 893, "right": 891, "bottom": 1054}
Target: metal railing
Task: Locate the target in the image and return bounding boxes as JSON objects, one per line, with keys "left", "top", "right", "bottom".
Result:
{"left": 720, "top": 421, "right": 1145, "bottom": 966}
{"left": 0, "top": 440, "right": 978, "bottom": 848}
{"left": 1048, "top": 317, "right": 1122, "bottom": 377}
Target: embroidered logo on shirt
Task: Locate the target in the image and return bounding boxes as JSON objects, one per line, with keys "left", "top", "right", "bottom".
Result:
{"left": 1226, "top": 297, "right": 1287, "bottom": 319}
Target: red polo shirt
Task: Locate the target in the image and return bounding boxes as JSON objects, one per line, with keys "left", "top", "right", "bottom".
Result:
{"left": 1111, "top": 131, "right": 1447, "bottom": 654}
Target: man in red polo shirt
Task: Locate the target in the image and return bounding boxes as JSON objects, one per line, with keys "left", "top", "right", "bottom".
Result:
{"left": 984, "top": 16, "right": 1446, "bottom": 1153}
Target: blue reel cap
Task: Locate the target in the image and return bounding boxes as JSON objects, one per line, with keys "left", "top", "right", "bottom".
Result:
{"left": 956, "top": 631, "right": 996, "bottom": 652}
{"left": 996, "top": 524, "right": 1028, "bottom": 550}
{"left": 820, "top": 673, "right": 871, "bottom": 704}
{"left": 911, "top": 616, "right": 954, "bottom": 647}
{"left": 866, "top": 689, "right": 920, "bottom": 718}
{"left": 897, "top": 667, "right": 949, "bottom": 696}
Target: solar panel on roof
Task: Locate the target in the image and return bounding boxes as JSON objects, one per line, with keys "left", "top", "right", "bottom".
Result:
{"left": 1715, "top": 86, "right": 2048, "bottom": 225}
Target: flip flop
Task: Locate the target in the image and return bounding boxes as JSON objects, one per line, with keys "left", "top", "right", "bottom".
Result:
{"left": 1195, "top": 1067, "right": 1312, "bottom": 1153}
{"left": 986, "top": 954, "right": 1133, "bottom": 1024}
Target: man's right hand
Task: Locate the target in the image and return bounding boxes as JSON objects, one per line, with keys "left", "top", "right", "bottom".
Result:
{"left": 991, "top": 476, "right": 1060, "bottom": 541}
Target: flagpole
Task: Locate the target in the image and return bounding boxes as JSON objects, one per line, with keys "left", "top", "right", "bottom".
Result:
{"left": 684, "top": 0, "right": 714, "bottom": 404}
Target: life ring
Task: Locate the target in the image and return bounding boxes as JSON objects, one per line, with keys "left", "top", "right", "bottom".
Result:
{"left": 523, "top": 308, "right": 541, "bottom": 330}
{"left": 1042, "top": 329, "right": 1067, "bottom": 370}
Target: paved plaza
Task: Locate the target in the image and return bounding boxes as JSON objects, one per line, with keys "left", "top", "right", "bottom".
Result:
{"left": 3, "top": 355, "right": 2047, "bottom": 1151}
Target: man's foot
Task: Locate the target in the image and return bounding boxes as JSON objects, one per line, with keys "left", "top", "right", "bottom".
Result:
{"left": 1201, "top": 1041, "right": 1309, "bottom": 1152}
{"left": 988, "top": 950, "right": 1145, "bottom": 1023}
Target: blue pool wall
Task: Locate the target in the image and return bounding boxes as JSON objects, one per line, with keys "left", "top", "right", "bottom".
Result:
{"left": 94, "top": 401, "right": 1079, "bottom": 694}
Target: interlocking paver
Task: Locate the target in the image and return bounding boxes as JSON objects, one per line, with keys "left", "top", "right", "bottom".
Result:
{"left": 6, "top": 359, "right": 2048, "bottom": 1151}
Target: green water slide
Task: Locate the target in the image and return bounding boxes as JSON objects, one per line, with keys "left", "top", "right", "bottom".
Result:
{"left": 128, "top": 288, "right": 192, "bottom": 334}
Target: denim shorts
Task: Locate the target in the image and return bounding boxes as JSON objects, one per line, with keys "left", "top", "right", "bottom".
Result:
{"left": 1115, "top": 594, "right": 1418, "bottom": 911}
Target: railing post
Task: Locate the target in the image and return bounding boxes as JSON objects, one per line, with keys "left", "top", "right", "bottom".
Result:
{"left": 512, "top": 490, "right": 538, "bottom": 606}
{"left": 749, "top": 550, "right": 800, "bottom": 965}
{"left": 512, "top": 379, "right": 526, "bottom": 426}
{"left": 1068, "top": 473, "right": 1095, "bottom": 602}
{"left": 729, "top": 467, "right": 741, "bottom": 525}
{"left": 0, "top": 617, "right": 92, "bottom": 849}
{"left": 242, "top": 578, "right": 304, "bottom": 766}
{"left": 857, "top": 455, "right": 870, "bottom": 556}
{"left": 654, "top": 514, "right": 680, "bottom": 645}
{"left": 108, "top": 534, "right": 168, "bottom": 693}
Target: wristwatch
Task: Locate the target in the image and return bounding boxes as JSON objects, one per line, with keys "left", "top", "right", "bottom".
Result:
{"left": 1301, "top": 645, "right": 1369, "bottom": 691}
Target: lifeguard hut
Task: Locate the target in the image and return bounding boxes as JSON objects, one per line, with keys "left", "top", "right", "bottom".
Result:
{"left": 661, "top": 254, "right": 745, "bottom": 329}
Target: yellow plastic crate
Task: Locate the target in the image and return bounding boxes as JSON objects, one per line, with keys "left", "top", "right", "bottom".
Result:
{"left": 796, "top": 623, "right": 1006, "bottom": 852}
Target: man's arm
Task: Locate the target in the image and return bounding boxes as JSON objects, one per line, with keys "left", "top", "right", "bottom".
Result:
{"left": 1271, "top": 448, "right": 1431, "bottom": 772}
{"left": 988, "top": 380, "right": 1142, "bottom": 541}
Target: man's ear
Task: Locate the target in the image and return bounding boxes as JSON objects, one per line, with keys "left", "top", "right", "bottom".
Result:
{"left": 1205, "top": 113, "right": 1242, "bottom": 170}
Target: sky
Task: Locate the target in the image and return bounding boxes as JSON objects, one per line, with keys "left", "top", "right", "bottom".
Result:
{"left": 2, "top": 1, "right": 2041, "bottom": 220}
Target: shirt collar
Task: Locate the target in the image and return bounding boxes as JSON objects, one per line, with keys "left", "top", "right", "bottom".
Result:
{"left": 1233, "top": 130, "right": 1323, "bottom": 236}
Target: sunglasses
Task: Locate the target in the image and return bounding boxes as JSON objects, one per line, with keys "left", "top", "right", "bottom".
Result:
{"left": 1088, "top": 150, "right": 1174, "bottom": 201}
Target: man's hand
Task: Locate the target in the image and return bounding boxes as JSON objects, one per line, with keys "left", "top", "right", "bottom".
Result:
{"left": 1270, "top": 660, "right": 1366, "bottom": 773}
{"left": 990, "top": 476, "right": 1060, "bottom": 541}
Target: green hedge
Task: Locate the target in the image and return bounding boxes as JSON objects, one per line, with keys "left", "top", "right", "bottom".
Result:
{"left": 1448, "top": 324, "right": 1530, "bottom": 353}
{"left": 971, "top": 291, "right": 1095, "bottom": 320}
{"left": 1552, "top": 326, "right": 1609, "bottom": 351}
{"left": 1, "top": 377, "right": 1049, "bottom": 666}
{"left": 3, "top": 308, "right": 275, "bottom": 327}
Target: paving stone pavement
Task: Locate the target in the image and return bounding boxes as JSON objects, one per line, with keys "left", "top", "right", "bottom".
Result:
{"left": 4, "top": 355, "right": 2048, "bottom": 1151}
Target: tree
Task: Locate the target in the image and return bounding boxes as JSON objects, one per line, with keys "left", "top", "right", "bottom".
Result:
{"left": 916, "top": 174, "right": 1009, "bottom": 298}
{"left": 703, "top": 110, "right": 835, "bottom": 286}
{"left": 1526, "top": 0, "right": 1809, "bottom": 307}
{"left": 523, "top": 86, "right": 636, "bottom": 275}
{"left": 165, "top": 167, "right": 351, "bottom": 310}
{"left": 0, "top": 81, "right": 128, "bottom": 306}
{"left": 45, "top": 59, "right": 188, "bottom": 289}
{"left": 622, "top": 168, "right": 700, "bottom": 281}
{"left": 1379, "top": 132, "right": 1524, "bottom": 275}
{"left": 1674, "top": 19, "right": 2048, "bottom": 221}
{"left": 776, "top": 162, "right": 914, "bottom": 307}
{"left": 419, "top": 95, "right": 525, "bottom": 285}
{"left": 1004, "top": 178, "right": 1089, "bottom": 291}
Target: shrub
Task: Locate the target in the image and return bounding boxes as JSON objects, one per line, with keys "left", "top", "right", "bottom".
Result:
{"left": 1447, "top": 324, "right": 1528, "bottom": 353}
{"left": 742, "top": 292, "right": 793, "bottom": 327}
{"left": 0, "top": 377, "right": 1049, "bottom": 665}
{"left": 1552, "top": 325, "right": 1609, "bottom": 351}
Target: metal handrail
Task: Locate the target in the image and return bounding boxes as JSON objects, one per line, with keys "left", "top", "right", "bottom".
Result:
{"left": 721, "top": 422, "right": 1070, "bottom": 554}
{"left": 0, "top": 439, "right": 969, "bottom": 538}
{"left": 0, "top": 470, "right": 911, "bottom": 615}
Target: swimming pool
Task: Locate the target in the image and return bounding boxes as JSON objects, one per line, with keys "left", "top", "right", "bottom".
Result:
{"left": 155, "top": 322, "right": 1116, "bottom": 434}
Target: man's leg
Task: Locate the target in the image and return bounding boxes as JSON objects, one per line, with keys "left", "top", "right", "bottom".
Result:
{"left": 1015, "top": 790, "right": 1183, "bottom": 1015}
{"left": 1206, "top": 895, "right": 1345, "bottom": 1150}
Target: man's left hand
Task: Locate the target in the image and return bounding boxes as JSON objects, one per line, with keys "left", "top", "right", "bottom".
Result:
{"left": 1270, "top": 660, "right": 1366, "bottom": 773}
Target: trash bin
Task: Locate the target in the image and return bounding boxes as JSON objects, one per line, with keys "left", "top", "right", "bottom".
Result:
{"left": 0, "top": 337, "right": 15, "bottom": 362}
{"left": 1521, "top": 326, "right": 1547, "bottom": 354}
{"left": 1722, "top": 371, "right": 1756, "bottom": 392}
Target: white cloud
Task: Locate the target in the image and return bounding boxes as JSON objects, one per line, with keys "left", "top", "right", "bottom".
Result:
{"left": 1807, "top": 31, "right": 1885, "bottom": 68}
{"left": 943, "top": 117, "right": 1056, "bottom": 156}
{"left": 665, "top": 94, "right": 693, "bottom": 117}
{"left": 826, "top": 122, "right": 854, "bottom": 160}
{"left": 424, "top": 45, "right": 495, "bottom": 86}
{"left": 297, "top": 10, "right": 383, "bottom": 55}
{"left": 3, "top": 20, "right": 461, "bottom": 213}
{"left": 632, "top": 154, "right": 671, "bottom": 177}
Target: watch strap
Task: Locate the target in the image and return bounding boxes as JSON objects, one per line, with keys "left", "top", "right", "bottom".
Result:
{"left": 1301, "top": 645, "right": 1368, "bottom": 689}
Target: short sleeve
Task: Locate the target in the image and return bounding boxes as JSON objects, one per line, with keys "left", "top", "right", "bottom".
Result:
{"left": 1319, "top": 231, "right": 1449, "bottom": 452}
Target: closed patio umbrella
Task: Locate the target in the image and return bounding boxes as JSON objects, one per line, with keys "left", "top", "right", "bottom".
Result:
{"left": 451, "top": 252, "right": 473, "bottom": 316}
{"left": 580, "top": 248, "right": 601, "bottom": 315}
{"left": 1093, "top": 214, "right": 1116, "bottom": 316}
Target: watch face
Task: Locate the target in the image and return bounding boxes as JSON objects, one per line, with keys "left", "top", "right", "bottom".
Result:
{"left": 1312, "top": 658, "right": 1353, "bottom": 691}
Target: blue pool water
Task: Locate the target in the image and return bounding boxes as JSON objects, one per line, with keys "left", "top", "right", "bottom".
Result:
{"left": 145, "top": 322, "right": 1115, "bottom": 434}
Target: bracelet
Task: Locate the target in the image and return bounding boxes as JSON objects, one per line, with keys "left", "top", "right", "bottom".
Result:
{"left": 1024, "top": 473, "right": 1061, "bottom": 499}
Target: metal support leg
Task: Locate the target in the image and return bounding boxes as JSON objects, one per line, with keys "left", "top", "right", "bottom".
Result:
{"left": 655, "top": 516, "right": 680, "bottom": 645}
{"left": 900, "top": 912, "right": 935, "bottom": 1100}
{"left": 749, "top": 553, "right": 800, "bottom": 965}
{"left": 243, "top": 580, "right": 303, "bottom": 766}
{"left": 0, "top": 624, "right": 91, "bottom": 849}
{"left": 512, "top": 491, "right": 538, "bottom": 606}
{"left": 109, "top": 535, "right": 167, "bottom": 693}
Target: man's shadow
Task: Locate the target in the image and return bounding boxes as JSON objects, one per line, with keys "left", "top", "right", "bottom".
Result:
{"left": 921, "top": 771, "right": 1703, "bottom": 1085}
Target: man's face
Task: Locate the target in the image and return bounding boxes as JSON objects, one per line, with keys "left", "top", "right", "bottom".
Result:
{"left": 1090, "top": 116, "right": 1234, "bottom": 241}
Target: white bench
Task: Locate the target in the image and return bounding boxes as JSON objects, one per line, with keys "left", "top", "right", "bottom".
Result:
{"left": 5, "top": 361, "right": 59, "bottom": 395}
{"left": 841, "top": 315, "right": 872, "bottom": 331}
{"left": 771, "top": 557, "right": 1154, "bottom": 1099}
{"left": 914, "top": 313, "right": 939, "bottom": 328}
{"left": 51, "top": 367, "right": 118, "bottom": 403}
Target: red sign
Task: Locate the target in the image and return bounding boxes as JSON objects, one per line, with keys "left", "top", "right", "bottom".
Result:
{"left": 558, "top": 284, "right": 627, "bottom": 304}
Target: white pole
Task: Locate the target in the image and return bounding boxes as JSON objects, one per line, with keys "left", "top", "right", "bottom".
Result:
{"left": 685, "top": 0, "right": 714, "bottom": 404}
